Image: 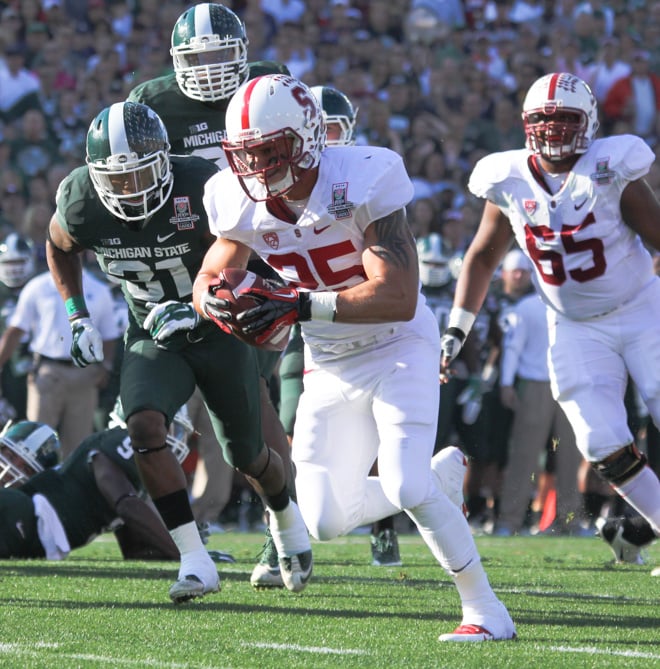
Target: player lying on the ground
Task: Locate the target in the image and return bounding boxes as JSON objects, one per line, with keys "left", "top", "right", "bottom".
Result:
{"left": 0, "top": 408, "right": 232, "bottom": 562}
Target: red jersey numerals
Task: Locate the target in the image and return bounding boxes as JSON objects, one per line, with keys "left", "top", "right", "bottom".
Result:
{"left": 267, "top": 240, "right": 366, "bottom": 289}
{"left": 524, "top": 213, "right": 606, "bottom": 285}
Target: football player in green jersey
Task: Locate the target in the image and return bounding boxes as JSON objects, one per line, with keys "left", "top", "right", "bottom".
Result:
{"left": 127, "top": 3, "right": 295, "bottom": 589}
{"left": 45, "top": 100, "right": 312, "bottom": 601}
{"left": 127, "top": 3, "right": 289, "bottom": 169}
{"left": 0, "top": 409, "right": 221, "bottom": 561}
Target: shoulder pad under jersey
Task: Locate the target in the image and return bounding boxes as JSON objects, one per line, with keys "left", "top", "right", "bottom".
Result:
{"left": 588, "top": 135, "right": 654, "bottom": 181}
{"left": 328, "top": 145, "right": 414, "bottom": 217}
{"left": 468, "top": 150, "right": 528, "bottom": 199}
{"left": 54, "top": 166, "right": 94, "bottom": 228}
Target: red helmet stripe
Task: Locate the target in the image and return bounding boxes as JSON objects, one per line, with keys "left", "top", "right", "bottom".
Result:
{"left": 240, "top": 78, "right": 261, "bottom": 129}
{"left": 547, "top": 73, "right": 560, "bottom": 99}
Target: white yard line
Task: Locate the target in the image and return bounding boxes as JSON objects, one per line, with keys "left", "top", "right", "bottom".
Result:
{"left": 244, "top": 641, "right": 369, "bottom": 655}
{"left": 0, "top": 643, "right": 224, "bottom": 669}
{"left": 549, "top": 645, "right": 660, "bottom": 661}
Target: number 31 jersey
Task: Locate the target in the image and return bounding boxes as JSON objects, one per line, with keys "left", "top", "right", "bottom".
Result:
{"left": 54, "top": 156, "right": 218, "bottom": 325}
{"left": 468, "top": 135, "right": 655, "bottom": 320}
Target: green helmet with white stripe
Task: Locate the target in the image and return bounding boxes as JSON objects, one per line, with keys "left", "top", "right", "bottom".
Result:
{"left": 170, "top": 3, "right": 249, "bottom": 102}
{"left": 86, "top": 101, "right": 173, "bottom": 227}
{"left": 310, "top": 86, "right": 358, "bottom": 146}
{"left": 0, "top": 421, "right": 61, "bottom": 487}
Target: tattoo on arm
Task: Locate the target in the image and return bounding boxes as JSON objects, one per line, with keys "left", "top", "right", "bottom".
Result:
{"left": 368, "top": 209, "right": 415, "bottom": 269}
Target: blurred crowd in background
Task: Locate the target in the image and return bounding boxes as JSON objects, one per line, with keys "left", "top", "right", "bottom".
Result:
{"left": 0, "top": 0, "right": 659, "bottom": 538}
{"left": 1, "top": 0, "right": 659, "bottom": 274}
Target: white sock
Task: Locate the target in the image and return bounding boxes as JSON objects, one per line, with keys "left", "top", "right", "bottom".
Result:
{"left": 453, "top": 558, "right": 497, "bottom": 608}
{"left": 170, "top": 520, "right": 205, "bottom": 557}
{"left": 269, "top": 500, "right": 310, "bottom": 557}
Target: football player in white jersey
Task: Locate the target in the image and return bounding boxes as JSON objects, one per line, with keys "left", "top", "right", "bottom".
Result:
{"left": 193, "top": 74, "right": 516, "bottom": 642}
{"left": 440, "top": 72, "right": 660, "bottom": 567}
{"left": 309, "top": 83, "right": 403, "bottom": 568}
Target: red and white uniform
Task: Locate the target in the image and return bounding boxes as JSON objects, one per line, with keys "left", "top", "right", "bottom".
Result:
{"left": 469, "top": 135, "right": 660, "bottom": 460}
{"left": 206, "top": 146, "right": 436, "bottom": 362}
{"left": 205, "top": 147, "right": 476, "bottom": 575}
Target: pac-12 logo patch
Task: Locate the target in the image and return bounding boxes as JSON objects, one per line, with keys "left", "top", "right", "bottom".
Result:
{"left": 523, "top": 199, "right": 537, "bottom": 214}
{"left": 263, "top": 232, "right": 279, "bottom": 249}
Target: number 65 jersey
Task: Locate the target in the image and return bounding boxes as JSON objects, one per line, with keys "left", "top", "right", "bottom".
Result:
{"left": 468, "top": 135, "right": 655, "bottom": 320}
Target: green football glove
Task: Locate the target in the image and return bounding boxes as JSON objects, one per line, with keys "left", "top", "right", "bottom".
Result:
{"left": 70, "top": 317, "right": 104, "bottom": 367}
{"left": 143, "top": 301, "right": 200, "bottom": 345}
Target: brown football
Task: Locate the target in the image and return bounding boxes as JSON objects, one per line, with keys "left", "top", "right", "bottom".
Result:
{"left": 214, "top": 268, "right": 292, "bottom": 352}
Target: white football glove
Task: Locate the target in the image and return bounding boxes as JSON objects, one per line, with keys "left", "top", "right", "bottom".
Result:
{"left": 440, "top": 309, "right": 476, "bottom": 377}
{"left": 70, "top": 317, "right": 104, "bottom": 367}
{"left": 440, "top": 327, "right": 467, "bottom": 366}
{"left": 143, "top": 301, "right": 200, "bottom": 343}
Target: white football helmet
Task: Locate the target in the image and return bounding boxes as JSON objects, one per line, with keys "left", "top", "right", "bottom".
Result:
{"left": 222, "top": 74, "right": 326, "bottom": 201}
{"left": 170, "top": 3, "right": 249, "bottom": 102}
{"left": 108, "top": 400, "right": 193, "bottom": 464}
{"left": 417, "top": 233, "right": 453, "bottom": 288}
{"left": 0, "top": 233, "right": 35, "bottom": 288}
{"left": 310, "top": 85, "right": 357, "bottom": 146}
{"left": 522, "top": 72, "right": 599, "bottom": 162}
{"left": 0, "top": 421, "right": 61, "bottom": 488}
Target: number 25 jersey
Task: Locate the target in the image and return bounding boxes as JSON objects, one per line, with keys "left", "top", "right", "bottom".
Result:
{"left": 204, "top": 146, "right": 430, "bottom": 355}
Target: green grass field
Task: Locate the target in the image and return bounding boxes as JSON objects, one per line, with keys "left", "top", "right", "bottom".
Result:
{"left": 0, "top": 531, "right": 658, "bottom": 669}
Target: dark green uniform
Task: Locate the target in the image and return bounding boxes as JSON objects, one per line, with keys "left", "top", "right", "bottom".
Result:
{"left": 0, "top": 427, "right": 140, "bottom": 557}
{"left": 127, "top": 63, "right": 288, "bottom": 386}
{"left": 127, "top": 63, "right": 289, "bottom": 168}
{"left": 278, "top": 323, "right": 304, "bottom": 437}
{"left": 53, "top": 158, "right": 262, "bottom": 468}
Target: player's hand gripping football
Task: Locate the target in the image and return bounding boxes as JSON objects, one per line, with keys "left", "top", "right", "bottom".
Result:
{"left": 236, "top": 286, "right": 311, "bottom": 346}
{"left": 199, "top": 277, "right": 234, "bottom": 334}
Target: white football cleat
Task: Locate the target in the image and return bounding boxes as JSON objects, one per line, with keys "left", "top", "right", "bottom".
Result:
{"left": 251, "top": 562, "right": 284, "bottom": 588}
{"left": 439, "top": 599, "right": 517, "bottom": 642}
{"left": 279, "top": 550, "right": 313, "bottom": 593}
{"left": 168, "top": 573, "right": 220, "bottom": 603}
{"left": 251, "top": 528, "right": 284, "bottom": 589}
{"left": 439, "top": 624, "right": 498, "bottom": 642}
{"left": 431, "top": 446, "right": 467, "bottom": 513}
{"left": 169, "top": 553, "right": 220, "bottom": 603}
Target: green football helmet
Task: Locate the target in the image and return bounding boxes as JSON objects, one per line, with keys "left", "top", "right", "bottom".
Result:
{"left": 86, "top": 101, "right": 173, "bottom": 227}
{"left": 170, "top": 3, "right": 249, "bottom": 102}
{"left": 310, "top": 85, "right": 357, "bottom": 146}
{"left": 0, "top": 421, "right": 61, "bottom": 488}
{"left": 417, "top": 233, "right": 453, "bottom": 288}
{"left": 0, "top": 233, "right": 35, "bottom": 288}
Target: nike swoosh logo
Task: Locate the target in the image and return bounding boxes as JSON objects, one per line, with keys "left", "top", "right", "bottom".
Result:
{"left": 157, "top": 232, "right": 176, "bottom": 243}
{"left": 313, "top": 225, "right": 331, "bottom": 235}
{"left": 574, "top": 198, "right": 588, "bottom": 210}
